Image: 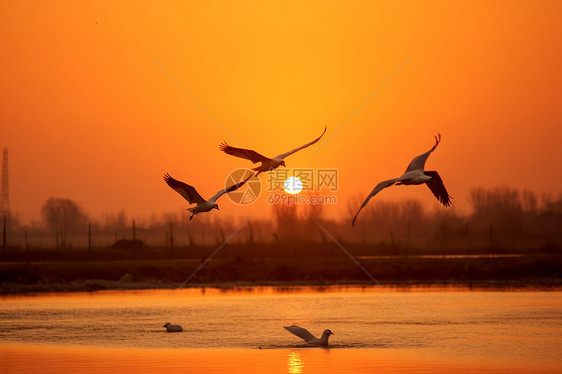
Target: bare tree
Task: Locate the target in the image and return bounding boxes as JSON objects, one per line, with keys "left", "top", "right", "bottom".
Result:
{"left": 272, "top": 201, "right": 300, "bottom": 242}
{"left": 41, "top": 197, "right": 88, "bottom": 248}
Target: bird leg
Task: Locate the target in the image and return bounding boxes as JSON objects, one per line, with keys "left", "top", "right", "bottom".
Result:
{"left": 189, "top": 213, "right": 195, "bottom": 221}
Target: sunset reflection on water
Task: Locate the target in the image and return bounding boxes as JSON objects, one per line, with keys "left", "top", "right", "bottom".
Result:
{"left": 2, "top": 344, "right": 557, "bottom": 374}
{"left": 287, "top": 351, "right": 304, "bottom": 374}
{"left": 1, "top": 286, "right": 561, "bottom": 373}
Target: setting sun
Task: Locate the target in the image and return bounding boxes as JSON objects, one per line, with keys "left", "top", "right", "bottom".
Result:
{"left": 283, "top": 176, "right": 303, "bottom": 195}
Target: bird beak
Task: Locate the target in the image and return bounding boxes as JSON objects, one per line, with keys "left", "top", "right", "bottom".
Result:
{"left": 216, "top": 206, "right": 220, "bottom": 210}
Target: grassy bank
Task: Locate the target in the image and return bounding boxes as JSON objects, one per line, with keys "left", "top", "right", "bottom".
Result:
{"left": 1, "top": 246, "right": 560, "bottom": 294}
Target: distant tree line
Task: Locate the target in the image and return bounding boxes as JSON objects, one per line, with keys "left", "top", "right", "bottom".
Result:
{"left": 1, "top": 187, "right": 561, "bottom": 254}
{"left": 348, "top": 187, "right": 561, "bottom": 252}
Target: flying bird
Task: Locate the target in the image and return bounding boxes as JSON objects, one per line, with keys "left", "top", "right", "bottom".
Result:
{"left": 352, "top": 134, "right": 452, "bottom": 227}
{"left": 283, "top": 325, "right": 334, "bottom": 347}
{"left": 163, "top": 172, "right": 252, "bottom": 221}
{"left": 219, "top": 126, "right": 327, "bottom": 175}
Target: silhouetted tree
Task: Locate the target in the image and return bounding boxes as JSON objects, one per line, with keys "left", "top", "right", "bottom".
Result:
{"left": 302, "top": 194, "right": 328, "bottom": 243}
{"left": 468, "top": 186, "right": 524, "bottom": 248}
{"left": 272, "top": 202, "right": 300, "bottom": 242}
{"left": 40, "top": 197, "right": 88, "bottom": 248}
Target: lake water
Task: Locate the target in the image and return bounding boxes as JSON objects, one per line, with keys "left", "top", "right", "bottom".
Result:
{"left": 1, "top": 286, "right": 561, "bottom": 373}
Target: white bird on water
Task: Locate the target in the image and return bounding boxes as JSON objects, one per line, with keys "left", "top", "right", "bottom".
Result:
{"left": 352, "top": 133, "right": 452, "bottom": 227}
{"left": 219, "top": 126, "right": 327, "bottom": 175}
{"left": 163, "top": 172, "right": 252, "bottom": 221}
{"left": 163, "top": 322, "right": 183, "bottom": 332}
{"left": 284, "top": 325, "right": 334, "bottom": 347}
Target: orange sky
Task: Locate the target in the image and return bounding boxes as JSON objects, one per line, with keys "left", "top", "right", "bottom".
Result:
{"left": 1, "top": 0, "right": 560, "bottom": 224}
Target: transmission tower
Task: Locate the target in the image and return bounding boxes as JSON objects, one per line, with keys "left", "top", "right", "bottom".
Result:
{"left": 1, "top": 148, "right": 8, "bottom": 251}
{"left": 1, "top": 148, "right": 8, "bottom": 216}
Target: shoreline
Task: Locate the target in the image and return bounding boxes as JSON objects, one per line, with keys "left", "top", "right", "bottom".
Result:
{"left": 2, "top": 251, "right": 560, "bottom": 295}
{"left": 2, "top": 278, "right": 561, "bottom": 296}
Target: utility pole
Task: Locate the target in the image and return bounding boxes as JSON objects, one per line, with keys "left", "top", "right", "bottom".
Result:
{"left": 1, "top": 148, "right": 9, "bottom": 252}
{"left": 169, "top": 222, "right": 174, "bottom": 259}
{"left": 88, "top": 222, "right": 92, "bottom": 253}
{"left": 2, "top": 216, "right": 6, "bottom": 252}
{"left": 169, "top": 222, "right": 174, "bottom": 249}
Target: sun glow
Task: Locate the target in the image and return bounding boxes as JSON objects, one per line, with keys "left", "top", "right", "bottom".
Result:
{"left": 283, "top": 176, "right": 303, "bottom": 195}
{"left": 1, "top": 1, "right": 559, "bottom": 223}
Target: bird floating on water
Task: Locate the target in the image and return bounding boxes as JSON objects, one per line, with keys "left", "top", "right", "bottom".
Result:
{"left": 352, "top": 133, "right": 452, "bottom": 227}
{"left": 284, "top": 325, "right": 334, "bottom": 347}
{"left": 163, "top": 322, "right": 183, "bottom": 332}
{"left": 163, "top": 172, "right": 252, "bottom": 221}
{"left": 219, "top": 126, "right": 327, "bottom": 175}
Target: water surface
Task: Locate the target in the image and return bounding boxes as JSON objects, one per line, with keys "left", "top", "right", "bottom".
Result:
{"left": 1, "top": 286, "right": 561, "bottom": 373}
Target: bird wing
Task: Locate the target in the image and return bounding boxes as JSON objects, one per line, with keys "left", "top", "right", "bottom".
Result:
{"left": 163, "top": 173, "right": 206, "bottom": 205}
{"left": 404, "top": 133, "right": 441, "bottom": 173}
{"left": 208, "top": 172, "right": 253, "bottom": 203}
{"left": 219, "top": 143, "right": 270, "bottom": 164}
{"left": 352, "top": 178, "right": 399, "bottom": 227}
{"left": 274, "top": 125, "right": 327, "bottom": 160}
{"left": 424, "top": 171, "right": 452, "bottom": 207}
{"left": 284, "top": 325, "right": 316, "bottom": 342}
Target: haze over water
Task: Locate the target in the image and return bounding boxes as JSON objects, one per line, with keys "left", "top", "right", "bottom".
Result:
{"left": 1, "top": 286, "right": 561, "bottom": 373}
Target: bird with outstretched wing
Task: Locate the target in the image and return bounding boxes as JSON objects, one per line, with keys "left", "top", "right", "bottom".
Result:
{"left": 163, "top": 172, "right": 253, "bottom": 221}
{"left": 219, "top": 126, "right": 327, "bottom": 175}
{"left": 352, "top": 134, "right": 451, "bottom": 227}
